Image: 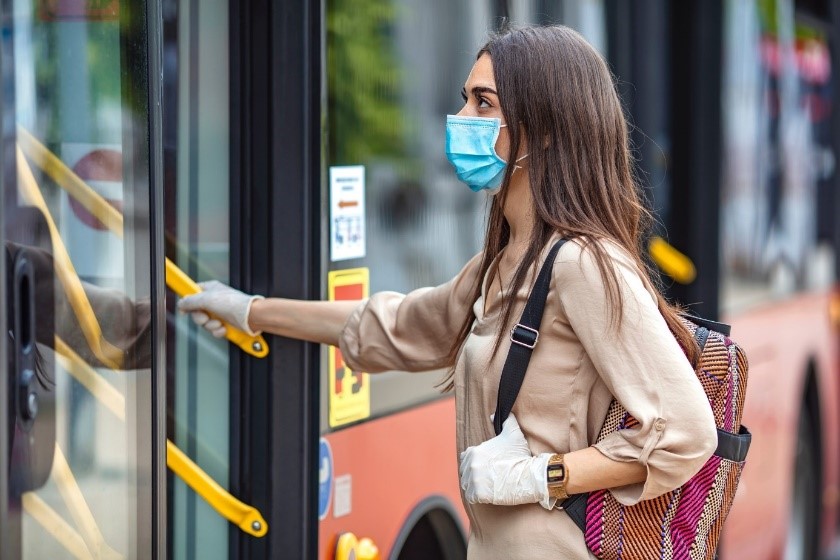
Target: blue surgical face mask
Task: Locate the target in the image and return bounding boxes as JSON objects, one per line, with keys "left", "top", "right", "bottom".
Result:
{"left": 445, "top": 115, "right": 527, "bottom": 194}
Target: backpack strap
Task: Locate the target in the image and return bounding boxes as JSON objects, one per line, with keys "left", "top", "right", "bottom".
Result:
{"left": 493, "top": 239, "right": 567, "bottom": 435}
{"left": 489, "top": 239, "right": 746, "bottom": 543}
{"left": 490, "top": 238, "right": 588, "bottom": 533}
{"left": 559, "top": 492, "right": 588, "bottom": 531}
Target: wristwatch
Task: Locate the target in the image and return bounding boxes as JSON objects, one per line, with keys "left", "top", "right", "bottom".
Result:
{"left": 546, "top": 453, "right": 569, "bottom": 500}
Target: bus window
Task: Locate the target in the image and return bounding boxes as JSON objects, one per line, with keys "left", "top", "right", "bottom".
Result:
{"left": 720, "top": 0, "right": 836, "bottom": 314}
{"left": 323, "top": 0, "right": 497, "bottom": 428}
{"left": 323, "top": 1, "right": 610, "bottom": 431}
{"left": 162, "top": 0, "right": 233, "bottom": 556}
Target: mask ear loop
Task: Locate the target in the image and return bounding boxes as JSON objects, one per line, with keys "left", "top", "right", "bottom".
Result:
{"left": 499, "top": 123, "right": 529, "bottom": 171}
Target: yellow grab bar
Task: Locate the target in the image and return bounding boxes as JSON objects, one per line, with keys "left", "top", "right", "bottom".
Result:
{"left": 18, "top": 126, "right": 269, "bottom": 358}
{"left": 52, "top": 445, "right": 123, "bottom": 560}
{"left": 18, "top": 127, "right": 124, "bottom": 234}
{"left": 648, "top": 236, "right": 697, "bottom": 285}
{"left": 17, "top": 131, "right": 267, "bottom": 539}
{"left": 53, "top": 337, "right": 268, "bottom": 538}
{"left": 17, "top": 147, "right": 124, "bottom": 369}
{"left": 55, "top": 337, "right": 126, "bottom": 421}
{"left": 22, "top": 493, "right": 94, "bottom": 560}
{"left": 167, "top": 441, "right": 268, "bottom": 538}
{"left": 166, "top": 260, "right": 269, "bottom": 357}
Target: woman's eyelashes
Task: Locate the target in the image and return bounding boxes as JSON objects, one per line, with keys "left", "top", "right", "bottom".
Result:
{"left": 459, "top": 88, "right": 493, "bottom": 110}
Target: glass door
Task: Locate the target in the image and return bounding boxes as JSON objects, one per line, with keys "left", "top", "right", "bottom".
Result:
{"left": 162, "top": 0, "right": 237, "bottom": 556}
{"left": 2, "top": 0, "right": 164, "bottom": 558}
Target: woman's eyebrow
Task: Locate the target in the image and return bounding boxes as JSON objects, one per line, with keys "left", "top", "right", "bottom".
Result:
{"left": 461, "top": 86, "right": 499, "bottom": 100}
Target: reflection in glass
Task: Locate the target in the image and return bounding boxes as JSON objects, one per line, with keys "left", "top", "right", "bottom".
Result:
{"left": 9, "top": 0, "right": 155, "bottom": 557}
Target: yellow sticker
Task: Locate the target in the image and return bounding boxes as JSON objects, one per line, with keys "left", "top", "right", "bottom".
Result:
{"left": 328, "top": 268, "right": 370, "bottom": 427}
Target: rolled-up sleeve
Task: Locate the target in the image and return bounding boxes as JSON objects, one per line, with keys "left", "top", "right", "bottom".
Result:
{"left": 338, "top": 253, "right": 483, "bottom": 373}
{"left": 555, "top": 241, "right": 717, "bottom": 505}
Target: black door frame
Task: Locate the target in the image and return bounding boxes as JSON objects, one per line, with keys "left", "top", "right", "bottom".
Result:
{"left": 143, "top": 0, "right": 168, "bottom": 555}
{"left": 666, "top": 1, "right": 723, "bottom": 319}
{"left": 606, "top": 0, "right": 723, "bottom": 319}
{"left": 228, "top": 0, "right": 323, "bottom": 558}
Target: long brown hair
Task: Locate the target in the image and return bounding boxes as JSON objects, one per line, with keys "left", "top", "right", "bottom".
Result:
{"left": 441, "top": 25, "right": 698, "bottom": 390}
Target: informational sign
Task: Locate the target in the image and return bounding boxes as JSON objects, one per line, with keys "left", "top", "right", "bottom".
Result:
{"left": 39, "top": 0, "right": 120, "bottom": 21}
{"left": 59, "top": 144, "right": 124, "bottom": 283}
{"left": 329, "top": 166, "right": 366, "bottom": 262}
{"left": 318, "top": 438, "right": 333, "bottom": 520}
{"left": 327, "top": 268, "right": 370, "bottom": 427}
{"left": 333, "top": 474, "right": 352, "bottom": 518}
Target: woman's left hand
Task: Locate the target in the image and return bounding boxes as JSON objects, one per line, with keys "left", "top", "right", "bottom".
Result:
{"left": 459, "top": 414, "right": 554, "bottom": 509}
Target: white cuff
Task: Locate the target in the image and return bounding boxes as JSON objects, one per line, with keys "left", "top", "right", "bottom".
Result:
{"left": 242, "top": 295, "right": 265, "bottom": 336}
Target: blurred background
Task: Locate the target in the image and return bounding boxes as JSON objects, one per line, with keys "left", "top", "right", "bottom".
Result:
{"left": 322, "top": 1, "right": 840, "bottom": 558}
{"left": 4, "top": 0, "right": 840, "bottom": 559}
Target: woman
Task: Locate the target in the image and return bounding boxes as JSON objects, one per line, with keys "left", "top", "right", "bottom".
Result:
{"left": 179, "top": 25, "right": 717, "bottom": 559}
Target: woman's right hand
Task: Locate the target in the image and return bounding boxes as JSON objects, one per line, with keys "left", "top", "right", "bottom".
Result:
{"left": 177, "top": 280, "right": 264, "bottom": 338}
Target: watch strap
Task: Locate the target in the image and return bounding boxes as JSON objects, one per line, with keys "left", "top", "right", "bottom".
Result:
{"left": 546, "top": 453, "right": 569, "bottom": 500}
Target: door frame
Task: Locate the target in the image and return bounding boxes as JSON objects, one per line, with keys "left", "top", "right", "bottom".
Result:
{"left": 144, "top": 0, "right": 168, "bottom": 555}
{"left": 228, "top": 0, "right": 323, "bottom": 558}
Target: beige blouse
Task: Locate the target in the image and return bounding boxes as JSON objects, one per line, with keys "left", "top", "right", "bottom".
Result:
{"left": 339, "top": 236, "right": 717, "bottom": 559}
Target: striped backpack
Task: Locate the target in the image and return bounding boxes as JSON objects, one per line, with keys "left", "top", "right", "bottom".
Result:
{"left": 495, "top": 239, "right": 752, "bottom": 560}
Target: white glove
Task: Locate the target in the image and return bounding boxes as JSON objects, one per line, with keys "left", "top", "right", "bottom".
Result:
{"left": 459, "top": 414, "right": 555, "bottom": 510}
{"left": 177, "top": 280, "right": 264, "bottom": 338}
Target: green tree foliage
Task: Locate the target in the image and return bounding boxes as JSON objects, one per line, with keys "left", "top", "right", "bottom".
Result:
{"left": 327, "top": 0, "right": 406, "bottom": 165}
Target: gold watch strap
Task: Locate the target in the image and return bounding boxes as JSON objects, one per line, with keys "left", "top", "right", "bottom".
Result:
{"left": 546, "top": 453, "right": 569, "bottom": 500}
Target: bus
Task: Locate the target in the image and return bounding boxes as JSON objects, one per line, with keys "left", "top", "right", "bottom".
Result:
{"left": 606, "top": 2, "right": 840, "bottom": 558}
{"left": 2, "top": 0, "right": 840, "bottom": 559}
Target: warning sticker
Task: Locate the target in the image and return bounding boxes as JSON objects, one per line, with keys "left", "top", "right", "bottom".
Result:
{"left": 328, "top": 268, "right": 370, "bottom": 427}
{"left": 329, "top": 166, "right": 366, "bottom": 262}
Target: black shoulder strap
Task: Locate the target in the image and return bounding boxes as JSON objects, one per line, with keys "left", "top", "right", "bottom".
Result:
{"left": 491, "top": 238, "right": 589, "bottom": 533}
{"left": 493, "top": 239, "right": 567, "bottom": 435}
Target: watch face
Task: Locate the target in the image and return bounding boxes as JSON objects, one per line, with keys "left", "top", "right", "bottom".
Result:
{"left": 547, "top": 463, "right": 566, "bottom": 484}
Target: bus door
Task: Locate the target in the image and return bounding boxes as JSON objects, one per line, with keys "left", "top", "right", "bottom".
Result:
{"left": 161, "top": 0, "right": 250, "bottom": 556}
{"left": 1, "top": 0, "right": 165, "bottom": 558}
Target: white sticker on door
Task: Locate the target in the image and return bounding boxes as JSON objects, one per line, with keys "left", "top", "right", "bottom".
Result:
{"left": 333, "top": 473, "right": 352, "bottom": 518}
{"left": 329, "top": 166, "right": 366, "bottom": 262}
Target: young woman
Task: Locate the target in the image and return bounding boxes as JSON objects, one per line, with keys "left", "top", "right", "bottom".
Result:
{"left": 179, "top": 25, "right": 717, "bottom": 559}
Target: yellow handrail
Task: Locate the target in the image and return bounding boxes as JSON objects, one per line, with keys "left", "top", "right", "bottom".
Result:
{"left": 166, "top": 260, "right": 268, "bottom": 357}
{"left": 22, "top": 492, "right": 94, "bottom": 560}
{"left": 17, "top": 147, "right": 124, "bottom": 370}
{"left": 17, "top": 126, "right": 269, "bottom": 358}
{"left": 16, "top": 134, "right": 269, "bottom": 539}
{"left": 22, "top": 444, "right": 124, "bottom": 559}
{"left": 167, "top": 442, "right": 268, "bottom": 538}
{"left": 648, "top": 236, "right": 697, "bottom": 285}
{"left": 53, "top": 334, "right": 268, "bottom": 538}
{"left": 52, "top": 445, "right": 123, "bottom": 559}
{"left": 17, "top": 127, "right": 123, "bottom": 234}
{"left": 55, "top": 337, "right": 126, "bottom": 421}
